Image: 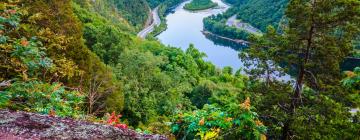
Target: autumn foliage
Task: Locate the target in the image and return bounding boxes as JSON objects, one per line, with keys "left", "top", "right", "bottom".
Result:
{"left": 107, "top": 111, "right": 128, "bottom": 129}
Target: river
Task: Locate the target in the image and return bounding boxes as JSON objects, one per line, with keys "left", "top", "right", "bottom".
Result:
{"left": 157, "top": 0, "right": 294, "bottom": 81}
{"left": 155, "top": 0, "right": 358, "bottom": 114}
{"left": 157, "top": 0, "right": 247, "bottom": 70}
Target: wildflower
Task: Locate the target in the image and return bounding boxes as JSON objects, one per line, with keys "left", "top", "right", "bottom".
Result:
{"left": 114, "top": 123, "right": 128, "bottom": 129}
{"left": 20, "top": 39, "right": 29, "bottom": 47}
{"left": 199, "top": 117, "right": 205, "bottom": 126}
{"left": 107, "top": 111, "right": 119, "bottom": 125}
{"left": 255, "top": 120, "right": 263, "bottom": 126}
{"left": 225, "top": 117, "right": 233, "bottom": 122}
{"left": 261, "top": 134, "right": 267, "bottom": 140}
{"left": 345, "top": 71, "right": 356, "bottom": 78}
{"left": 240, "top": 97, "right": 251, "bottom": 110}
{"left": 106, "top": 111, "right": 127, "bottom": 129}
{"left": 49, "top": 109, "right": 56, "bottom": 117}
{"left": 7, "top": 9, "right": 17, "bottom": 14}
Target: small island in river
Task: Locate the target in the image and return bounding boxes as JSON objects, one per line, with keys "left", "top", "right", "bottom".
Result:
{"left": 184, "top": 0, "right": 218, "bottom": 11}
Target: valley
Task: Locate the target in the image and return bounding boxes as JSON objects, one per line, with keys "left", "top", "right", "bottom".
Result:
{"left": 0, "top": 0, "right": 359, "bottom": 139}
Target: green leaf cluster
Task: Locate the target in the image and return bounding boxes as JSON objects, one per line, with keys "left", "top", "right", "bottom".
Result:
{"left": 0, "top": 81, "right": 84, "bottom": 118}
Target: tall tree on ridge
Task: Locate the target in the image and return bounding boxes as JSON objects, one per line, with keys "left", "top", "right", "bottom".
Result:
{"left": 243, "top": 0, "right": 360, "bottom": 139}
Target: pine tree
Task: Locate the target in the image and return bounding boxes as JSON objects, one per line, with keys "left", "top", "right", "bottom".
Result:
{"left": 243, "top": 0, "right": 360, "bottom": 139}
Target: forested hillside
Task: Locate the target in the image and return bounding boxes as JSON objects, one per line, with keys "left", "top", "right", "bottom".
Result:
{"left": 1, "top": 0, "right": 266, "bottom": 139}
{"left": 76, "top": 0, "right": 150, "bottom": 30}
{"left": 112, "top": 0, "right": 150, "bottom": 29}
{"left": 203, "top": 0, "right": 287, "bottom": 40}
{"left": 1, "top": 0, "right": 359, "bottom": 139}
{"left": 146, "top": 0, "right": 184, "bottom": 9}
{"left": 72, "top": 0, "right": 134, "bottom": 32}
{"left": 147, "top": 0, "right": 167, "bottom": 8}
{"left": 230, "top": 0, "right": 288, "bottom": 32}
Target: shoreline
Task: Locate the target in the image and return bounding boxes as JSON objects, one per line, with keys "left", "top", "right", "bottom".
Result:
{"left": 201, "top": 30, "right": 250, "bottom": 45}
{"left": 183, "top": 3, "right": 219, "bottom": 11}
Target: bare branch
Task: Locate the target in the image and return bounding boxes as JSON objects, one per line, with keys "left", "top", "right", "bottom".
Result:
{"left": 0, "top": 80, "right": 12, "bottom": 88}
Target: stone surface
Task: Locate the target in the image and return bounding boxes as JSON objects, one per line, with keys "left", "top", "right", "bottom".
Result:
{"left": 0, "top": 110, "right": 167, "bottom": 140}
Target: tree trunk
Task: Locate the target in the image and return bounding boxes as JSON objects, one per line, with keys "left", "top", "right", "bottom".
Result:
{"left": 283, "top": 20, "right": 315, "bottom": 140}
{"left": 281, "top": 120, "right": 291, "bottom": 140}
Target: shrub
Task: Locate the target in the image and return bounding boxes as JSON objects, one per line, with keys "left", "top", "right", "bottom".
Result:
{"left": 171, "top": 98, "right": 267, "bottom": 140}
{"left": 0, "top": 81, "right": 84, "bottom": 117}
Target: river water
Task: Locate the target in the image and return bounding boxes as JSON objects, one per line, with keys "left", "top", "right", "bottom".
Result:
{"left": 157, "top": 0, "right": 246, "bottom": 70}
{"left": 157, "top": 0, "right": 293, "bottom": 81}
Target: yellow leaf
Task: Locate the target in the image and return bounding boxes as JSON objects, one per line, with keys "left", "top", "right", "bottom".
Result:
{"left": 240, "top": 97, "right": 251, "bottom": 110}
{"left": 261, "top": 134, "right": 267, "bottom": 140}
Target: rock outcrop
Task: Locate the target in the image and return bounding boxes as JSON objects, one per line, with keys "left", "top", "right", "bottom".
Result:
{"left": 0, "top": 110, "right": 167, "bottom": 140}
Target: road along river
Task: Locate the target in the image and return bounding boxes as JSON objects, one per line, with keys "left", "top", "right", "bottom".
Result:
{"left": 138, "top": 6, "right": 161, "bottom": 39}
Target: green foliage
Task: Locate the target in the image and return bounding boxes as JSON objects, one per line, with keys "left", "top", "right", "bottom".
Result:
{"left": 204, "top": 14, "right": 253, "bottom": 40}
{"left": 184, "top": 0, "right": 218, "bottom": 11}
{"left": 171, "top": 101, "right": 267, "bottom": 140}
{"left": 113, "top": 47, "right": 194, "bottom": 126}
{"left": 3, "top": 0, "right": 359, "bottom": 139}
{"left": 73, "top": 3, "right": 134, "bottom": 65}
{"left": 11, "top": 38, "right": 53, "bottom": 77}
{"left": 111, "top": 0, "right": 150, "bottom": 30}
{"left": 354, "top": 38, "right": 360, "bottom": 58}
{"left": 234, "top": 0, "right": 288, "bottom": 32}
{"left": 146, "top": 0, "right": 185, "bottom": 9}
{"left": 342, "top": 67, "right": 360, "bottom": 90}
{"left": 187, "top": 69, "right": 247, "bottom": 109}
{"left": 72, "top": 0, "right": 134, "bottom": 33}
{"left": 146, "top": 0, "right": 167, "bottom": 8}
{"left": 75, "top": 0, "right": 149, "bottom": 30}
{"left": 0, "top": 0, "right": 124, "bottom": 117}
{"left": 242, "top": 0, "right": 360, "bottom": 139}
{"left": 1, "top": 81, "right": 84, "bottom": 117}
{"left": 204, "top": 0, "right": 287, "bottom": 39}
{"left": 0, "top": 5, "right": 52, "bottom": 80}
{"left": 171, "top": 105, "right": 232, "bottom": 139}
{"left": 0, "top": 2, "right": 84, "bottom": 118}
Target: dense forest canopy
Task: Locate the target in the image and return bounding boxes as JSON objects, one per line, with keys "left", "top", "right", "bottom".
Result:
{"left": 230, "top": 0, "right": 288, "bottom": 32}
{"left": 75, "top": 0, "right": 151, "bottom": 30}
{"left": 0, "top": 0, "right": 359, "bottom": 139}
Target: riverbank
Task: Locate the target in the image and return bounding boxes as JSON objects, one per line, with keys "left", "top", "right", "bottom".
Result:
{"left": 202, "top": 30, "right": 249, "bottom": 45}
{"left": 226, "top": 15, "right": 261, "bottom": 34}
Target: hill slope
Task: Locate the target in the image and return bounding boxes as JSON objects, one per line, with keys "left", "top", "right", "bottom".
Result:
{"left": 229, "top": 0, "right": 288, "bottom": 31}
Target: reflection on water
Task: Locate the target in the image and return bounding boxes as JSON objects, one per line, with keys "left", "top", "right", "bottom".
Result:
{"left": 202, "top": 32, "right": 248, "bottom": 51}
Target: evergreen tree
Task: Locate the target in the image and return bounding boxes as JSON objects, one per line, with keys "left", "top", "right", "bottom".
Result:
{"left": 243, "top": 0, "right": 360, "bottom": 139}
